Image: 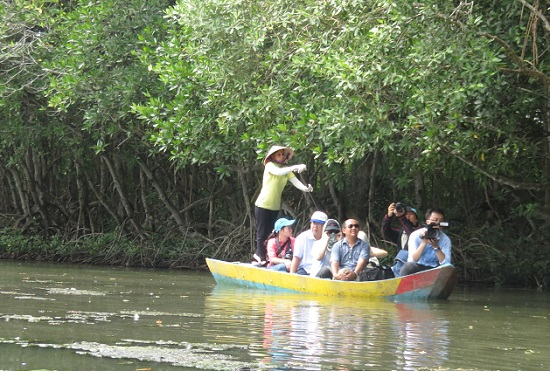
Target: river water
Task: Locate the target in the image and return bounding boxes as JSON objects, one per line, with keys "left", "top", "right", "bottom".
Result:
{"left": 0, "top": 260, "right": 547, "bottom": 370}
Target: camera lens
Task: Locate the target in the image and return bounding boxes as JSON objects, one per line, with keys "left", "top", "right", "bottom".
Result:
{"left": 395, "top": 202, "right": 404, "bottom": 213}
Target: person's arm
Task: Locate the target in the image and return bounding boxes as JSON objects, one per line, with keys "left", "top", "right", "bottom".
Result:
{"left": 430, "top": 239, "right": 444, "bottom": 264}
{"left": 331, "top": 260, "right": 342, "bottom": 280}
{"left": 290, "top": 235, "right": 303, "bottom": 273}
{"left": 266, "top": 239, "right": 278, "bottom": 263}
{"left": 270, "top": 255, "right": 290, "bottom": 266}
{"left": 354, "top": 257, "right": 368, "bottom": 277}
{"left": 266, "top": 162, "right": 306, "bottom": 176}
{"left": 311, "top": 234, "right": 329, "bottom": 260}
{"left": 409, "top": 230, "right": 427, "bottom": 262}
{"left": 289, "top": 256, "right": 301, "bottom": 273}
{"left": 381, "top": 213, "right": 400, "bottom": 244}
{"left": 381, "top": 214, "right": 393, "bottom": 233}
{"left": 289, "top": 177, "right": 313, "bottom": 192}
{"left": 434, "top": 233, "right": 452, "bottom": 265}
{"left": 397, "top": 215, "right": 418, "bottom": 235}
{"left": 370, "top": 246, "right": 388, "bottom": 258}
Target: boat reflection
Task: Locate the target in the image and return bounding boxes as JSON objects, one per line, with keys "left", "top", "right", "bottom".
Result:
{"left": 205, "top": 286, "right": 450, "bottom": 370}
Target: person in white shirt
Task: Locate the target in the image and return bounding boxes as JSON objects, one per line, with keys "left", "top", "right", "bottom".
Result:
{"left": 290, "top": 211, "right": 327, "bottom": 275}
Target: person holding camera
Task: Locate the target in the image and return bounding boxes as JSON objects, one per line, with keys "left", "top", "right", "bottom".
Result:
{"left": 266, "top": 218, "right": 296, "bottom": 272}
{"left": 400, "top": 208, "right": 452, "bottom": 276}
{"left": 309, "top": 219, "right": 341, "bottom": 279}
{"left": 381, "top": 202, "right": 420, "bottom": 251}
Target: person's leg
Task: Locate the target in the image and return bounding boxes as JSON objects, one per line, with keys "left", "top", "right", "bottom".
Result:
{"left": 295, "top": 267, "right": 309, "bottom": 275}
{"left": 268, "top": 264, "right": 289, "bottom": 272}
{"left": 254, "top": 206, "right": 279, "bottom": 262}
{"left": 400, "top": 262, "right": 431, "bottom": 276}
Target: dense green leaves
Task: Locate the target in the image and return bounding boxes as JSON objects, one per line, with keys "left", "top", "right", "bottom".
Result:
{"left": 0, "top": 0, "right": 549, "bottom": 286}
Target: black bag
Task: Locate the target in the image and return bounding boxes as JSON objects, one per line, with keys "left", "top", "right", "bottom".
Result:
{"left": 359, "top": 262, "right": 394, "bottom": 281}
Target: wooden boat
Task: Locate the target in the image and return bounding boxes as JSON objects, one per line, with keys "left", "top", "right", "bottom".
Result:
{"left": 206, "top": 258, "right": 457, "bottom": 300}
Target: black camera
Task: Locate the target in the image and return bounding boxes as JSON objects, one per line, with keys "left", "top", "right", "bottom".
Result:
{"left": 283, "top": 251, "right": 293, "bottom": 260}
{"left": 423, "top": 222, "right": 449, "bottom": 240}
{"left": 395, "top": 202, "right": 405, "bottom": 213}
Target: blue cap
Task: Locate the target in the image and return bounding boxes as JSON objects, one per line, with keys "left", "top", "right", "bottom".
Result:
{"left": 405, "top": 206, "right": 418, "bottom": 218}
{"left": 274, "top": 218, "right": 295, "bottom": 232}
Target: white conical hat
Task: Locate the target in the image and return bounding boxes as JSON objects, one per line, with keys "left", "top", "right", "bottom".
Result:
{"left": 263, "top": 145, "right": 294, "bottom": 165}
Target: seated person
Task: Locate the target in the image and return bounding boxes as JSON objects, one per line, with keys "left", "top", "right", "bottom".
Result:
{"left": 290, "top": 211, "right": 327, "bottom": 275}
{"left": 310, "top": 219, "right": 341, "bottom": 279}
{"left": 358, "top": 230, "right": 389, "bottom": 260}
{"left": 266, "top": 218, "right": 296, "bottom": 272}
{"left": 381, "top": 202, "right": 420, "bottom": 250}
{"left": 330, "top": 219, "right": 370, "bottom": 281}
{"left": 400, "top": 208, "right": 452, "bottom": 276}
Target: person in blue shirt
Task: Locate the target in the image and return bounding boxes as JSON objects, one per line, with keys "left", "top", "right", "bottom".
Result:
{"left": 400, "top": 208, "right": 452, "bottom": 276}
{"left": 330, "top": 219, "right": 370, "bottom": 281}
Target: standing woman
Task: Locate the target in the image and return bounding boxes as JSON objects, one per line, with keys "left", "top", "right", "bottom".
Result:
{"left": 253, "top": 145, "right": 313, "bottom": 266}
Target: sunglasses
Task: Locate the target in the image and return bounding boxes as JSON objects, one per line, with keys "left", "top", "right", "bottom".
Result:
{"left": 346, "top": 224, "right": 359, "bottom": 229}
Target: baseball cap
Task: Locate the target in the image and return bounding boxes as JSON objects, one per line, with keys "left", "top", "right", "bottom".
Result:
{"left": 324, "top": 219, "right": 341, "bottom": 233}
{"left": 274, "top": 218, "right": 295, "bottom": 232}
{"left": 310, "top": 211, "right": 328, "bottom": 224}
{"left": 405, "top": 206, "right": 418, "bottom": 218}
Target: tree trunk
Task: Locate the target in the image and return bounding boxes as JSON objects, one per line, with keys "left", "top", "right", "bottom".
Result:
{"left": 25, "top": 148, "right": 51, "bottom": 229}
{"left": 139, "top": 168, "right": 153, "bottom": 231}
{"left": 365, "top": 151, "right": 378, "bottom": 240}
{"left": 138, "top": 159, "right": 187, "bottom": 234}
{"left": 9, "top": 167, "right": 31, "bottom": 219}
{"left": 545, "top": 81, "right": 550, "bottom": 210}
{"left": 237, "top": 166, "right": 254, "bottom": 251}
{"left": 101, "top": 154, "right": 144, "bottom": 237}
{"left": 85, "top": 172, "right": 122, "bottom": 227}
{"left": 75, "top": 160, "right": 90, "bottom": 236}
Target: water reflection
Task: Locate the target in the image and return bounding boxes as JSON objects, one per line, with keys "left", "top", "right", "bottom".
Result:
{"left": 1, "top": 261, "right": 547, "bottom": 370}
{"left": 394, "top": 302, "right": 449, "bottom": 370}
{"left": 205, "top": 286, "right": 451, "bottom": 370}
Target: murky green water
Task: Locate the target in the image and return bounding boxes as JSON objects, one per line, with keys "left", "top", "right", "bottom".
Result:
{"left": 0, "top": 260, "right": 547, "bottom": 370}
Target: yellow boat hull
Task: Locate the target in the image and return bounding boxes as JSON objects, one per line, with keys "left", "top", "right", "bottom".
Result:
{"left": 206, "top": 258, "right": 457, "bottom": 300}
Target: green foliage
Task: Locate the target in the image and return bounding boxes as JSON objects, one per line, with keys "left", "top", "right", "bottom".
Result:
{"left": 1, "top": 0, "right": 549, "bottom": 288}
{"left": 0, "top": 228, "right": 217, "bottom": 268}
{"left": 42, "top": 0, "right": 172, "bottom": 150}
{"left": 134, "top": 0, "right": 547, "bottom": 192}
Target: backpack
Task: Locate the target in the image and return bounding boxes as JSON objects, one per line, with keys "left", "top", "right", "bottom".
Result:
{"left": 359, "top": 260, "right": 394, "bottom": 281}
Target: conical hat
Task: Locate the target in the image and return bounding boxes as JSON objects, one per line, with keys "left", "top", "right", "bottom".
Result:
{"left": 263, "top": 146, "right": 294, "bottom": 165}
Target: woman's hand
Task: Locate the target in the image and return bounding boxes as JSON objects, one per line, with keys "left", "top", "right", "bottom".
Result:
{"left": 293, "top": 164, "right": 307, "bottom": 173}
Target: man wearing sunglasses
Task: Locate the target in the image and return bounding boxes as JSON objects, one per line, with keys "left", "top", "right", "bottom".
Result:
{"left": 330, "top": 219, "right": 370, "bottom": 281}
